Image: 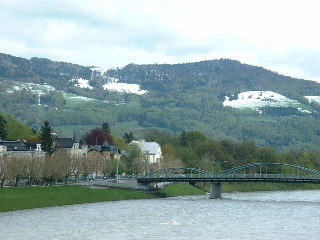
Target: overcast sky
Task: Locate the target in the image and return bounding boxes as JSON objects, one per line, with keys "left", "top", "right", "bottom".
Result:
{"left": 1, "top": 0, "right": 320, "bottom": 82}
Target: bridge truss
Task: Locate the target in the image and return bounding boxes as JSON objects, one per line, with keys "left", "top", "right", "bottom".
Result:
{"left": 137, "top": 163, "right": 320, "bottom": 184}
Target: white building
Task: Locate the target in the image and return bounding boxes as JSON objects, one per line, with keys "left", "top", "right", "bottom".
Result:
{"left": 0, "top": 140, "right": 45, "bottom": 159}
{"left": 130, "top": 139, "right": 162, "bottom": 165}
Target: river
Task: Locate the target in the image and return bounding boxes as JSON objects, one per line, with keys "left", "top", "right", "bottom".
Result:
{"left": 1, "top": 190, "right": 320, "bottom": 240}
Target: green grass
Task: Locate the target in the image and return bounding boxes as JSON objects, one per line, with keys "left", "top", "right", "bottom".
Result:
{"left": 198, "top": 182, "right": 320, "bottom": 193}
{"left": 0, "top": 185, "right": 154, "bottom": 212}
{"left": 53, "top": 124, "right": 99, "bottom": 137}
{"left": 222, "top": 182, "right": 320, "bottom": 192}
{"left": 161, "top": 183, "right": 206, "bottom": 197}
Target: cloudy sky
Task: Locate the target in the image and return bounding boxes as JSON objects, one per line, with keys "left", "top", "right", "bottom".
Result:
{"left": 1, "top": 0, "right": 320, "bottom": 81}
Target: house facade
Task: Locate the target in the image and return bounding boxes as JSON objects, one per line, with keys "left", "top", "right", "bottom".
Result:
{"left": 130, "top": 139, "right": 162, "bottom": 165}
{"left": 54, "top": 137, "right": 87, "bottom": 158}
{"left": 0, "top": 140, "right": 45, "bottom": 159}
{"left": 87, "top": 140, "right": 121, "bottom": 161}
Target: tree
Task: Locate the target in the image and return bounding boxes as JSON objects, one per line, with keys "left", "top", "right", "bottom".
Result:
{"left": 7, "top": 156, "right": 28, "bottom": 187}
{"left": 40, "top": 120, "right": 54, "bottom": 154}
{"left": 123, "top": 131, "right": 134, "bottom": 143}
{"left": 0, "top": 115, "right": 8, "bottom": 140}
{"left": 25, "top": 155, "right": 42, "bottom": 186}
{"left": 123, "top": 145, "right": 145, "bottom": 175}
{"left": 81, "top": 156, "right": 94, "bottom": 181}
{"left": 102, "top": 122, "right": 111, "bottom": 134}
{"left": 0, "top": 156, "right": 9, "bottom": 187}
{"left": 85, "top": 128, "right": 114, "bottom": 146}
{"left": 100, "top": 156, "right": 116, "bottom": 178}
{"left": 43, "top": 154, "right": 62, "bottom": 185}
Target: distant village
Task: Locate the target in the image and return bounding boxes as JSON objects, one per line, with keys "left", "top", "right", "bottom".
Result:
{"left": 0, "top": 124, "right": 163, "bottom": 186}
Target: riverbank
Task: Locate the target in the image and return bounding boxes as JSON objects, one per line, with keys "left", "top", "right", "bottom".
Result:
{"left": 198, "top": 182, "right": 320, "bottom": 193}
{"left": 0, "top": 185, "right": 154, "bottom": 212}
{"left": 0, "top": 183, "right": 205, "bottom": 212}
{"left": 2, "top": 182, "right": 317, "bottom": 212}
{"left": 160, "top": 183, "right": 206, "bottom": 197}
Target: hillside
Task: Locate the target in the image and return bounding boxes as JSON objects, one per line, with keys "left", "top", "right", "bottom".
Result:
{"left": 106, "top": 60, "right": 320, "bottom": 101}
{"left": 1, "top": 53, "right": 320, "bottom": 151}
{"left": 0, "top": 53, "right": 91, "bottom": 90}
{"left": 0, "top": 111, "right": 34, "bottom": 140}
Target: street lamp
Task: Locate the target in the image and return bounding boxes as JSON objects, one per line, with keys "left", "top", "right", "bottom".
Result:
{"left": 116, "top": 157, "right": 119, "bottom": 183}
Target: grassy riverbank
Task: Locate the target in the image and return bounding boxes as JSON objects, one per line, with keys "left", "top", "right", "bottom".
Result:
{"left": 198, "top": 182, "right": 320, "bottom": 193}
{"left": 160, "top": 183, "right": 206, "bottom": 197}
{"left": 0, "top": 185, "right": 154, "bottom": 212}
{"left": 0, "top": 183, "right": 206, "bottom": 212}
{"left": 2, "top": 182, "right": 316, "bottom": 212}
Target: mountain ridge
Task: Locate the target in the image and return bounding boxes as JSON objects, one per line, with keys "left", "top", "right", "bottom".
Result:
{"left": 1, "top": 52, "right": 320, "bottom": 152}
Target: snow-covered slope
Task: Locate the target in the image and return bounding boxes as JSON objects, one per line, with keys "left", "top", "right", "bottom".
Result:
{"left": 7, "top": 82, "right": 55, "bottom": 95}
{"left": 90, "top": 67, "right": 108, "bottom": 75}
{"left": 103, "top": 82, "right": 148, "bottom": 95}
{"left": 73, "top": 78, "right": 93, "bottom": 89}
{"left": 223, "top": 91, "right": 301, "bottom": 109}
{"left": 305, "top": 96, "right": 320, "bottom": 104}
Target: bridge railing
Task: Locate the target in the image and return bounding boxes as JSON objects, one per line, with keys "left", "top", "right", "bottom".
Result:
{"left": 138, "top": 173, "right": 320, "bottom": 179}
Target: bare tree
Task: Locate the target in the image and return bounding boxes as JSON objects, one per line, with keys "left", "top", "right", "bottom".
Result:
{"left": 56, "top": 150, "right": 74, "bottom": 184}
{"left": 43, "top": 153, "right": 62, "bottom": 185}
{"left": 7, "top": 155, "right": 28, "bottom": 187}
{"left": 162, "top": 153, "right": 184, "bottom": 169}
{"left": 0, "top": 155, "right": 9, "bottom": 187}
{"left": 81, "top": 156, "right": 94, "bottom": 181}
{"left": 91, "top": 153, "right": 101, "bottom": 178}
{"left": 71, "top": 156, "right": 82, "bottom": 182}
{"left": 100, "top": 155, "right": 115, "bottom": 178}
{"left": 25, "top": 155, "right": 43, "bottom": 186}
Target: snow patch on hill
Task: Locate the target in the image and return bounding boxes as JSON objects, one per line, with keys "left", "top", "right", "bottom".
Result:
{"left": 7, "top": 82, "right": 55, "bottom": 95}
{"left": 73, "top": 78, "right": 93, "bottom": 89}
{"left": 103, "top": 82, "right": 148, "bottom": 95}
{"left": 90, "top": 67, "right": 108, "bottom": 74}
{"left": 223, "top": 91, "right": 300, "bottom": 109}
{"left": 305, "top": 96, "right": 320, "bottom": 104}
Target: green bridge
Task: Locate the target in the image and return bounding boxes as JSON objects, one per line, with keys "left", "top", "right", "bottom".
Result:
{"left": 137, "top": 163, "right": 320, "bottom": 199}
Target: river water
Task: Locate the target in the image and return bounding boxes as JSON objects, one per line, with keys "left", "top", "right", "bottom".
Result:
{"left": 1, "top": 190, "right": 320, "bottom": 240}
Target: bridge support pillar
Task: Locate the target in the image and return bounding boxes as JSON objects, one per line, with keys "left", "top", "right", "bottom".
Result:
{"left": 210, "top": 182, "right": 222, "bottom": 199}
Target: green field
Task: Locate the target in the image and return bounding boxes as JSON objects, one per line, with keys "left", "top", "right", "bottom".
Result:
{"left": 198, "top": 182, "right": 320, "bottom": 193}
{"left": 160, "top": 183, "right": 206, "bottom": 197}
{"left": 0, "top": 185, "right": 154, "bottom": 212}
{"left": 53, "top": 124, "right": 99, "bottom": 137}
{"left": 0, "top": 183, "right": 207, "bottom": 212}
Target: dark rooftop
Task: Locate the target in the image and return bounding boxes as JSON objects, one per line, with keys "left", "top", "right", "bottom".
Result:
{"left": 55, "top": 138, "right": 74, "bottom": 148}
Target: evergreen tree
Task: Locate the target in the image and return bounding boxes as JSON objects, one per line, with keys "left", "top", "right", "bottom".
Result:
{"left": 0, "top": 115, "right": 8, "bottom": 140}
{"left": 40, "top": 120, "right": 54, "bottom": 154}
{"left": 102, "top": 122, "right": 111, "bottom": 133}
{"left": 123, "top": 131, "right": 134, "bottom": 143}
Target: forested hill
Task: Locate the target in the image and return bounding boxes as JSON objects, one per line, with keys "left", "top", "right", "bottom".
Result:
{"left": 1, "top": 53, "right": 320, "bottom": 152}
{"left": 106, "top": 60, "right": 320, "bottom": 101}
{"left": 2, "top": 52, "right": 320, "bottom": 99}
{"left": 0, "top": 53, "right": 91, "bottom": 89}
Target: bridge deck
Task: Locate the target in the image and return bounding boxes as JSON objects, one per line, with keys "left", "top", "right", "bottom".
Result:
{"left": 137, "top": 174, "right": 320, "bottom": 184}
